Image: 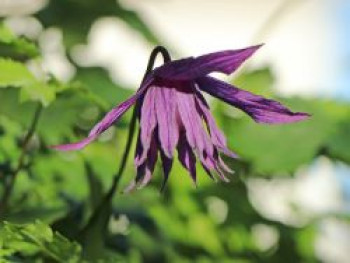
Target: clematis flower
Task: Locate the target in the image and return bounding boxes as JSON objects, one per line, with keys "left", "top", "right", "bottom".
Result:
{"left": 53, "top": 45, "right": 309, "bottom": 190}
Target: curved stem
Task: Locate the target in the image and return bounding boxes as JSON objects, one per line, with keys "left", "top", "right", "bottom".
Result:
{"left": 80, "top": 46, "right": 171, "bottom": 234}
{"left": 0, "top": 103, "right": 43, "bottom": 218}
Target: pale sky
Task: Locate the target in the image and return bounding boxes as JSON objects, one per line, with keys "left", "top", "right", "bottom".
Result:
{"left": 81, "top": 0, "right": 339, "bottom": 97}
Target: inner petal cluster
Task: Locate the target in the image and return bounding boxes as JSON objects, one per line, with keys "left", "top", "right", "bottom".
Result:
{"left": 131, "top": 82, "right": 235, "bottom": 190}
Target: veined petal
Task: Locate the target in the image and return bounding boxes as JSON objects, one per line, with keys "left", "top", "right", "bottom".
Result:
{"left": 126, "top": 135, "right": 158, "bottom": 192}
{"left": 194, "top": 91, "right": 239, "bottom": 159}
{"left": 199, "top": 150, "right": 230, "bottom": 182}
{"left": 89, "top": 76, "right": 153, "bottom": 137}
{"left": 154, "top": 45, "right": 262, "bottom": 81}
{"left": 134, "top": 132, "right": 143, "bottom": 166}
{"left": 177, "top": 133, "right": 197, "bottom": 185}
{"left": 139, "top": 86, "right": 157, "bottom": 161}
{"left": 52, "top": 76, "right": 154, "bottom": 151}
{"left": 176, "top": 90, "right": 214, "bottom": 158}
{"left": 139, "top": 137, "right": 158, "bottom": 189}
{"left": 155, "top": 87, "right": 179, "bottom": 158}
{"left": 197, "top": 76, "right": 310, "bottom": 124}
{"left": 51, "top": 136, "right": 96, "bottom": 151}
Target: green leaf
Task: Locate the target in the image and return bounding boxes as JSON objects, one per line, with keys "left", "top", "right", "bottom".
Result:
{"left": 234, "top": 67, "right": 275, "bottom": 97}
{"left": 0, "top": 23, "right": 14, "bottom": 43}
{"left": 0, "top": 58, "right": 36, "bottom": 87}
{"left": 0, "top": 58, "right": 55, "bottom": 106}
{"left": 1, "top": 220, "right": 82, "bottom": 262}
{"left": 326, "top": 116, "right": 350, "bottom": 163}
{"left": 0, "top": 23, "right": 39, "bottom": 59}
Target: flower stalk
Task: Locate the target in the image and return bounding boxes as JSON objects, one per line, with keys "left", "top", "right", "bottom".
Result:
{"left": 0, "top": 103, "right": 43, "bottom": 218}
{"left": 80, "top": 46, "right": 172, "bottom": 234}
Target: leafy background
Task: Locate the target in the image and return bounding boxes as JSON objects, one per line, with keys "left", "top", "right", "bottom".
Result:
{"left": 0, "top": 0, "right": 349, "bottom": 262}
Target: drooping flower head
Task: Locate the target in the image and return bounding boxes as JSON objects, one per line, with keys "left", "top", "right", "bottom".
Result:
{"left": 53, "top": 45, "right": 309, "bottom": 190}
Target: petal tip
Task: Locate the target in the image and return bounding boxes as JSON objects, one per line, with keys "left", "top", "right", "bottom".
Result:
{"left": 49, "top": 144, "right": 82, "bottom": 151}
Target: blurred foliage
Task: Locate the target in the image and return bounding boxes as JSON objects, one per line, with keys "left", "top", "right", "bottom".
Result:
{"left": 0, "top": 1, "right": 349, "bottom": 262}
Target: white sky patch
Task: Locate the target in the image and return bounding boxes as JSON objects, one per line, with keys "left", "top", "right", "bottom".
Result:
{"left": 121, "top": 0, "right": 338, "bottom": 97}
{"left": 39, "top": 28, "right": 76, "bottom": 82}
{"left": 71, "top": 18, "right": 153, "bottom": 89}
{"left": 0, "top": 0, "right": 47, "bottom": 16}
{"left": 4, "top": 16, "right": 43, "bottom": 39}
{"left": 315, "top": 218, "right": 350, "bottom": 263}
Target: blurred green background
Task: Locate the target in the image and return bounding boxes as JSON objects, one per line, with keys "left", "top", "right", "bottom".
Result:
{"left": 1, "top": 0, "right": 350, "bottom": 262}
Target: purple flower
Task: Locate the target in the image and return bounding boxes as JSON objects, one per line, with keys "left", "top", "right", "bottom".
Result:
{"left": 53, "top": 45, "right": 309, "bottom": 189}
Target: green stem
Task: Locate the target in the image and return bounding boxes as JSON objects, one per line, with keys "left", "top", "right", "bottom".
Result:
{"left": 80, "top": 46, "right": 172, "bottom": 234}
{"left": 0, "top": 103, "right": 43, "bottom": 218}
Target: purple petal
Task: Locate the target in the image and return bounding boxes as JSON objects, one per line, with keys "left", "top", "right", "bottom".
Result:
{"left": 177, "top": 133, "right": 197, "bottom": 185}
{"left": 200, "top": 153, "right": 229, "bottom": 182}
{"left": 155, "top": 87, "right": 179, "bottom": 158}
{"left": 154, "top": 45, "right": 262, "bottom": 80}
{"left": 126, "top": 135, "right": 158, "bottom": 192}
{"left": 138, "top": 86, "right": 157, "bottom": 163}
{"left": 194, "top": 92, "right": 238, "bottom": 159}
{"left": 88, "top": 79, "right": 151, "bottom": 137}
{"left": 176, "top": 90, "right": 214, "bottom": 158}
{"left": 197, "top": 76, "right": 310, "bottom": 124}
{"left": 134, "top": 132, "right": 144, "bottom": 166}
{"left": 52, "top": 76, "right": 154, "bottom": 151}
{"left": 139, "top": 137, "right": 158, "bottom": 189}
{"left": 218, "top": 156, "right": 234, "bottom": 174}
{"left": 50, "top": 136, "right": 96, "bottom": 151}
{"left": 160, "top": 151, "right": 173, "bottom": 192}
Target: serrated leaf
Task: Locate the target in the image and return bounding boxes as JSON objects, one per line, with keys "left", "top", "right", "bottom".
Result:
{"left": 1, "top": 220, "right": 82, "bottom": 262}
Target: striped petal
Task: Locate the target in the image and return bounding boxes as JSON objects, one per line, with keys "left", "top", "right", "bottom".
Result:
{"left": 137, "top": 86, "right": 157, "bottom": 164}
{"left": 177, "top": 133, "right": 197, "bottom": 185}
{"left": 160, "top": 151, "right": 173, "bottom": 192}
{"left": 154, "top": 45, "right": 262, "bottom": 81}
{"left": 176, "top": 90, "right": 214, "bottom": 159}
{"left": 155, "top": 87, "right": 179, "bottom": 158}
{"left": 52, "top": 76, "right": 154, "bottom": 151}
{"left": 195, "top": 91, "right": 238, "bottom": 158}
{"left": 197, "top": 76, "right": 310, "bottom": 124}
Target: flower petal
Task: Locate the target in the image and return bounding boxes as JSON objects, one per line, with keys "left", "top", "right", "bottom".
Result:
{"left": 177, "top": 133, "right": 197, "bottom": 185}
{"left": 138, "top": 137, "right": 158, "bottom": 189}
{"left": 50, "top": 136, "right": 97, "bottom": 151}
{"left": 154, "top": 45, "right": 262, "bottom": 80}
{"left": 52, "top": 76, "right": 153, "bottom": 151}
{"left": 126, "top": 135, "right": 158, "bottom": 192}
{"left": 197, "top": 76, "right": 310, "bottom": 124}
{"left": 134, "top": 132, "right": 143, "bottom": 166}
{"left": 138, "top": 86, "right": 157, "bottom": 163}
{"left": 195, "top": 91, "right": 238, "bottom": 158}
{"left": 155, "top": 87, "right": 179, "bottom": 158}
{"left": 176, "top": 90, "right": 214, "bottom": 158}
{"left": 160, "top": 151, "right": 173, "bottom": 192}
